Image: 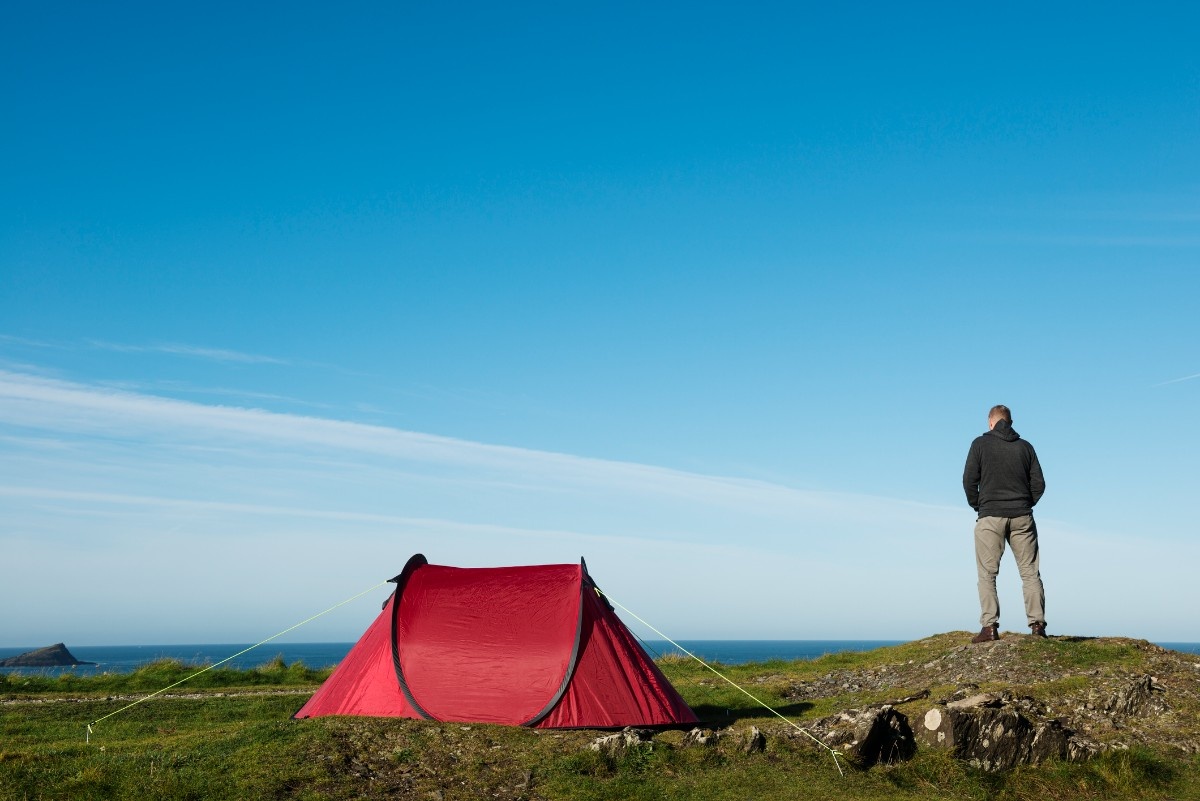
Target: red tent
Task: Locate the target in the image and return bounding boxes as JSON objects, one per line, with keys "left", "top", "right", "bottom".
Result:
{"left": 294, "top": 554, "right": 698, "bottom": 728}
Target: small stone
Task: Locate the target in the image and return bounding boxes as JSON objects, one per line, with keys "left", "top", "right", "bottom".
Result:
{"left": 683, "top": 728, "right": 721, "bottom": 747}
{"left": 588, "top": 728, "right": 653, "bottom": 756}
{"left": 947, "top": 693, "right": 1002, "bottom": 711}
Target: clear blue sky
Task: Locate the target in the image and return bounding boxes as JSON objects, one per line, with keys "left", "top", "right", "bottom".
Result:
{"left": 2, "top": 2, "right": 1198, "bottom": 646}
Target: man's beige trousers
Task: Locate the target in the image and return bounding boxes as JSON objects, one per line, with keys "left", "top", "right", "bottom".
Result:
{"left": 974, "top": 514, "right": 1045, "bottom": 628}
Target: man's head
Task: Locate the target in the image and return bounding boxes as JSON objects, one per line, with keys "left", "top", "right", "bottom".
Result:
{"left": 988, "top": 404, "right": 1012, "bottom": 430}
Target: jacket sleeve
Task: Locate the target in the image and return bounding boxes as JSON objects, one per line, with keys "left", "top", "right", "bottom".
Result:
{"left": 963, "top": 441, "right": 981, "bottom": 511}
{"left": 1028, "top": 445, "right": 1046, "bottom": 506}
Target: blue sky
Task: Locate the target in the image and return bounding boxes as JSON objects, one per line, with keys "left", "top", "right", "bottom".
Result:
{"left": 2, "top": 3, "right": 1198, "bottom": 646}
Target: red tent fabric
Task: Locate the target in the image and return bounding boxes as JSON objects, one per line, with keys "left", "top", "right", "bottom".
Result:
{"left": 294, "top": 554, "right": 698, "bottom": 728}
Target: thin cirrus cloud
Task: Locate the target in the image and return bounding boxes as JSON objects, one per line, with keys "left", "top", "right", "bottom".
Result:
{"left": 1154, "top": 372, "right": 1200, "bottom": 387}
{"left": 0, "top": 334, "right": 59, "bottom": 349}
{"left": 85, "top": 340, "right": 289, "bottom": 364}
{"left": 0, "top": 334, "right": 289, "bottom": 366}
{"left": 0, "top": 369, "right": 959, "bottom": 530}
{"left": 0, "top": 368, "right": 976, "bottom": 643}
{"left": 0, "top": 485, "right": 613, "bottom": 546}
{"left": 97, "top": 379, "right": 334, "bottom": 409}
{"left": 7, "top": 367, "right": 1185, "bottom": 642}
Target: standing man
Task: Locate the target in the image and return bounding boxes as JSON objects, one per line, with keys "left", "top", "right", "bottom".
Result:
{"left": 963, "top": 405, "right": 1047, "bottom": 643}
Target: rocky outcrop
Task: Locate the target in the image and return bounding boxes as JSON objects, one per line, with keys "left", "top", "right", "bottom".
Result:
{"left": 1089, "top": 674, "right": 1167, "bottom": 718}
{"left": 0, "top": 643, "right": 94, "bottom": 667}
{"left": 665, "top": 635, "right": 1196, "bottom": 773}
{"left": 916, "top": 690, "right": 1102, "bottom": 772}
{"left": 795, "top": 705, "right": 916, "bottom": 767}
{"left": 769, "top": 634, "right": 1195, "bottom": 771}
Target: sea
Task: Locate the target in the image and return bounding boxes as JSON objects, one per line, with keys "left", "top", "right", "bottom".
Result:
{"left": 3, "top": 639, "right": 1200, "bottom": 676}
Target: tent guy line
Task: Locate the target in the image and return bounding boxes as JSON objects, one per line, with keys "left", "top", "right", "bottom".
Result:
{"left": 594, "top": 587, "right": 845, "bottom": 776}
{"left": 85, "top": 579, "right": 391, "bottom": 742}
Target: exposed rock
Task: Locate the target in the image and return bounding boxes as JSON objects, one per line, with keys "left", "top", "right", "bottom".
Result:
{"left": 742, "top": 726, "right": 766, "bottom": 754}
{"left": 917, "top": 692, "right": 1102, "bottom": 772}
{"left": 1088, "top": 674, "right": 1167, "bottom": 718}
{"left": 678, "top": 725, "right": 766, "bottom": 753}
{"left": 682, "top": 727, "right": 724, "bottom": 747}
{"left": 587, "top": 727, "right": 653, "bottom": 756}
{"left": 796, "top": 705, "right": 915, "bottom": 767}
{"left": 0, "top": 643, "right": 95, "bottom": 667}
{"left": 947, "top": 692, "right": 1003, "bottom": 710}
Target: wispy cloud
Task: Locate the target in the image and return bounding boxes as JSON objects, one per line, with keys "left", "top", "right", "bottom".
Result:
{"left": 0, "top": 369, "right": 958, "bottom": 523}
{"left": 0, "top": 485, "right": 633, "bottom": 546}
{"left": 1037, "top": 235, "right": 1200, "bottom": 248}
{"left": 1154, "top": 372, "right": 1200, "bottom": 387}
{"left": 86, "top": 340, "right": 289, "bottom": 364}
{"left": 97, "top": 379, "right": 332, "bottom": 409}
{"left": 0, "top": 357, "right": 61, "bottom": 376}
{"left": 0, "top": 334, "right": 60, "bottom": 349}
{"left": 3, "top": 367, "right": 1191, "bottom": 643}
{"left": 1, "top": 334, "right": 290, "bottom": 365}
{"left": 0, "top": 368, "right": 978, "bottom": 643}
{"left": 967, "top": 232, "right": 1200, "bottom": 248}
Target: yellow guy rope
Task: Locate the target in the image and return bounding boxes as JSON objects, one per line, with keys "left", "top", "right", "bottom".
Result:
{"left": 595, "top": 588, "right": 845, "bottom": 776}
{"left": 86, "top": 579, "right": 390, "bottom": 742}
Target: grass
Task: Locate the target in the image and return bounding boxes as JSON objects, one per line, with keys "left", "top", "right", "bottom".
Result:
{"left": 3, "top": 643, "right": 1198, "bottom": 800}
{"left": 1, "top": 656, "right": 331, "bottom": 697}
{"left": 1019, "top": 638, "right": 1143, "bottom": 672}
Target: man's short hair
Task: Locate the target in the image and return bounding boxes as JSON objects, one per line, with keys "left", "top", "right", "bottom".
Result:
{"left": 988, "top": 405, "right": 1012, "bottom": 423}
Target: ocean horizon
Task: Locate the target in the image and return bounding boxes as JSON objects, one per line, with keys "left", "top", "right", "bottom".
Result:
{"left": 3, "top": 638, "right": 1199, "bottom": 676}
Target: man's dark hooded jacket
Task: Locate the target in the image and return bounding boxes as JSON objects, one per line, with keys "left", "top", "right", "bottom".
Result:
{"left": 963, "top": 419, "right": 1045, "bottom": 518}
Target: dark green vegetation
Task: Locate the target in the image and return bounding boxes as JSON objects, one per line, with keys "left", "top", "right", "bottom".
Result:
{"left": 3, "top": 636, "right": 1198, "bottom": 800}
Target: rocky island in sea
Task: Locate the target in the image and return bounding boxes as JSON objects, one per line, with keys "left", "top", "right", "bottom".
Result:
{"left": 0, "top": 643, "right": 96, "bottom": 667}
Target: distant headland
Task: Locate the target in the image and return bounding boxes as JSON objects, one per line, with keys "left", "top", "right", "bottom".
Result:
{"left": 0, "top": 643, "right": 96, "bottom": 667}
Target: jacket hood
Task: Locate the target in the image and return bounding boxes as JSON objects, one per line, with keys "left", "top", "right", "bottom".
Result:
{"left": 988, "top": 419, "right": 1021, "bottom": 442}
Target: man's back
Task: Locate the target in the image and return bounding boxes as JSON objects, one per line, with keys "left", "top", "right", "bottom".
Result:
{"left": 963, "top": 419, "right": 1045, "bottom": 518}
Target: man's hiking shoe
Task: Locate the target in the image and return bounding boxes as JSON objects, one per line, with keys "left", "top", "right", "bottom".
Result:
{"left": 971, "top": 624, "right": 1000, "bottom": 643}
{"left": 1030, "top": 621, "right": 1047, "bottom": 638}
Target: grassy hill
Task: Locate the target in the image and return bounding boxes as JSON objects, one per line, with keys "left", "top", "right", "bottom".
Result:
{"left": 2, "top": 634, "right": 1197, "bottom": 800}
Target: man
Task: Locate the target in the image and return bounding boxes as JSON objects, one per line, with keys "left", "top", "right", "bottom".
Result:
{"left": 963, "top": 404, "right": 1047, "bottom": 643}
